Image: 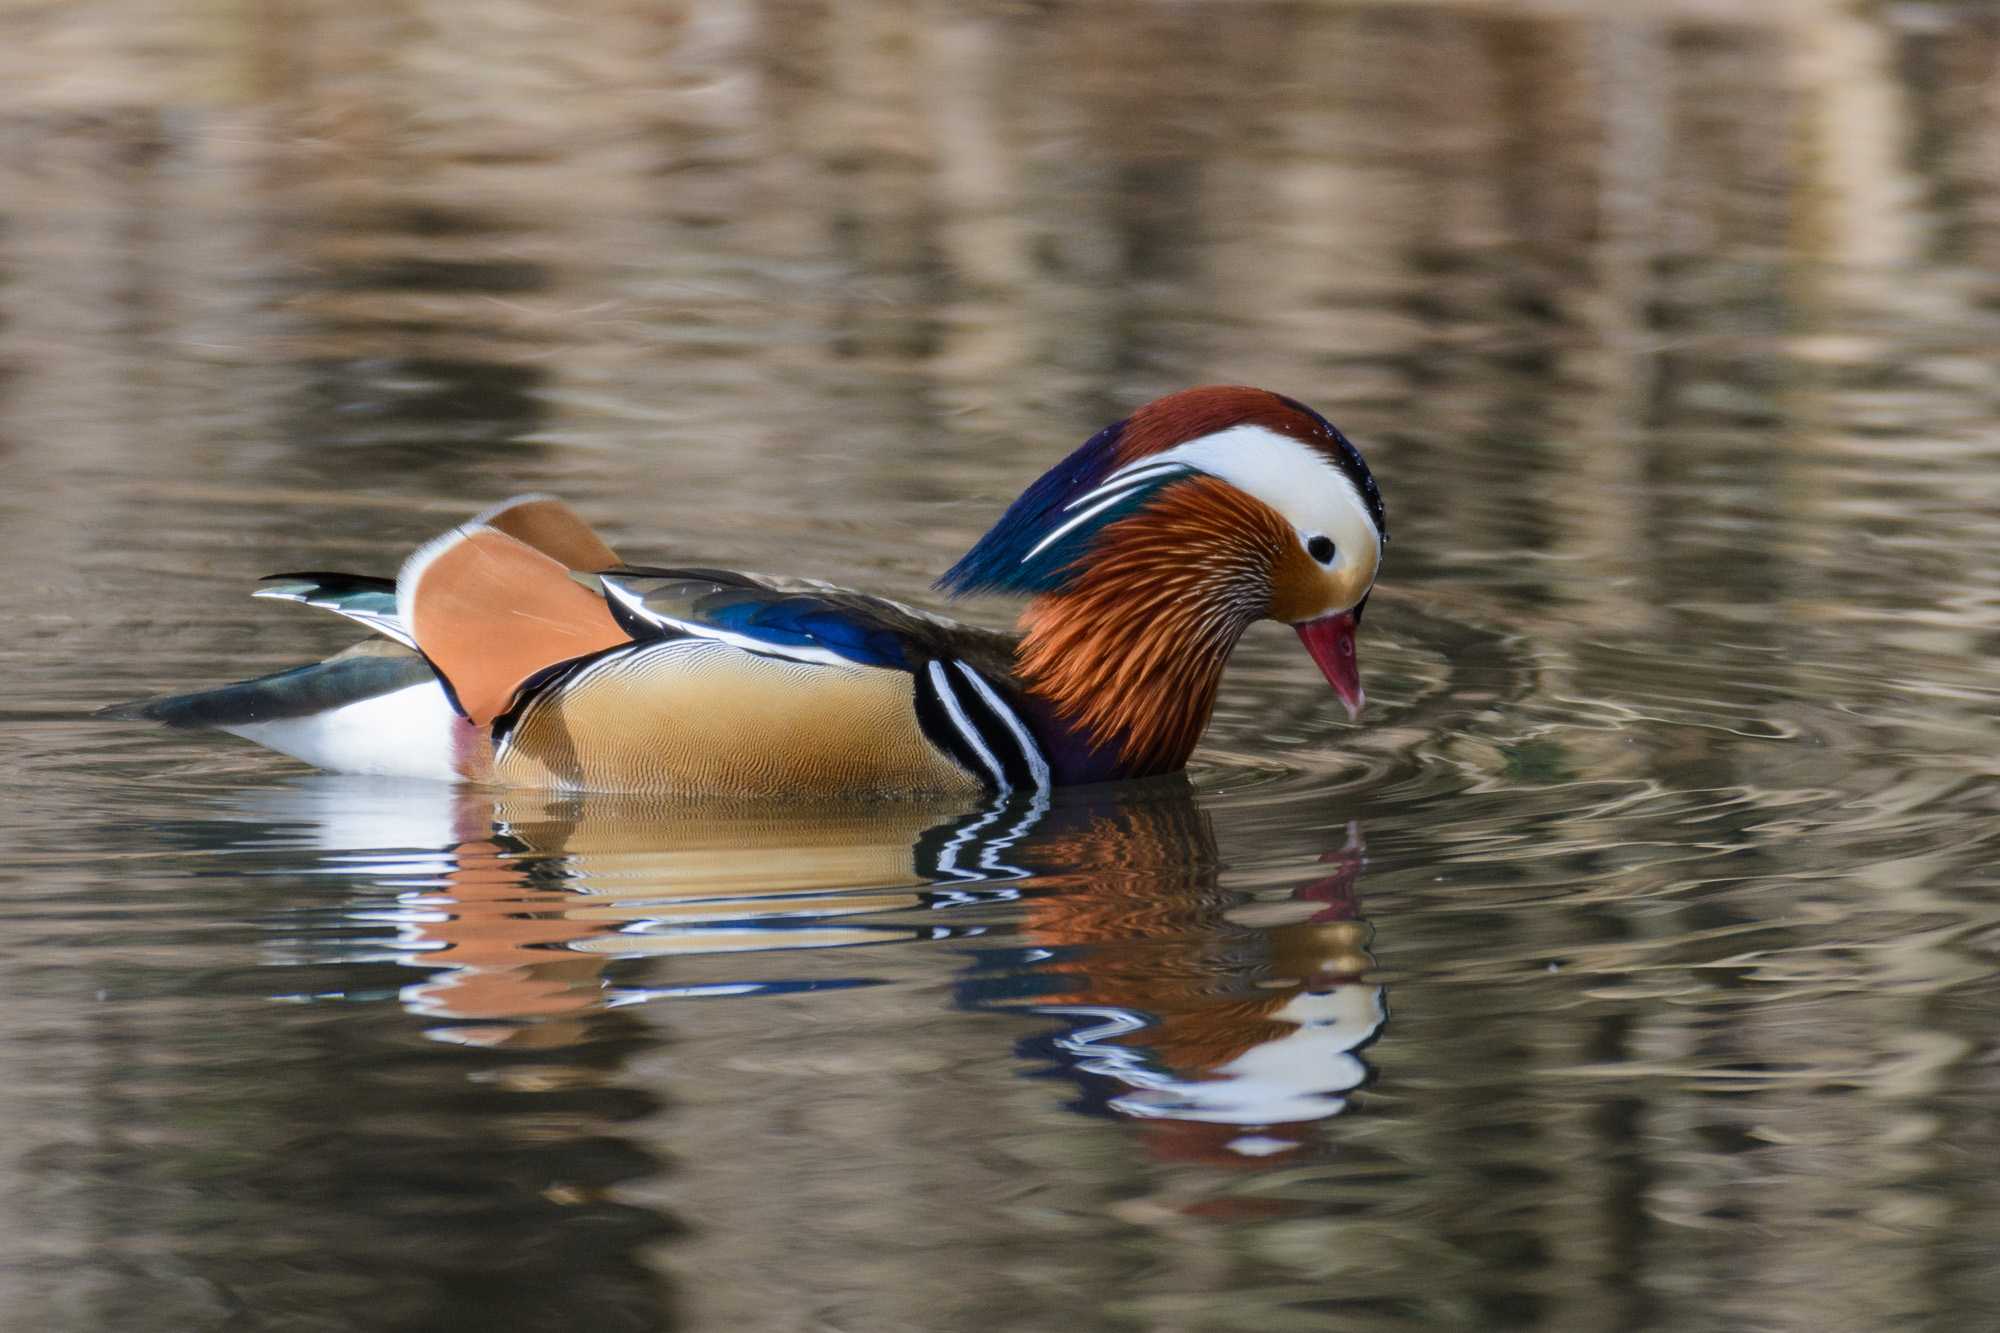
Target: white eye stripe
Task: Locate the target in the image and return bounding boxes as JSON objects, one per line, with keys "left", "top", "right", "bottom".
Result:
{"left": 1135, "top": 424, "right": 1381, "bottom": 570}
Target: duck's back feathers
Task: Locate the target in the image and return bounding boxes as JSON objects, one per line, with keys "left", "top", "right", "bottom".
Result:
{"left": 246, "top": 495, "right": 622, "bottom": 655}
{"left": 598, "top": 567, "right": 1019, "bottom": 681}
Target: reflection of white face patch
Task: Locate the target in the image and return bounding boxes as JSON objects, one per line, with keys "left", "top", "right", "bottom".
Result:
{"left": 1104, "top": 424, "right": 1382, "bottom": 580}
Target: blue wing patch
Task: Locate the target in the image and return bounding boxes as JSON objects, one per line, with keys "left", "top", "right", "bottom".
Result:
{"left": 699, "top": 594, "right": 911, "bottom": 669}
{"left": 597, "top": 573, "right": 919, "bottom": 670}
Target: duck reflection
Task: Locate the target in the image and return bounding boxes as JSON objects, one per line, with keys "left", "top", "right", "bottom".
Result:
{"left": 418, "top": 792, "right": 1044, "bottom": 1047}
{"left": 240, "top": 779, "right": 1020, "bottom": 1046}
{"left": 236, "top": 777, "right": 1384, "bottom": 1143}
{"left": 962, "top": 807, "right": 1383, "bottom": 1160}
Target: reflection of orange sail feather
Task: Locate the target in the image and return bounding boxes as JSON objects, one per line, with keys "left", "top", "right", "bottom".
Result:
{"left": 398, "top": 837, "right": 620, "bottom": 1028}
{"left": 383, "top": 791, "right": 984, "bottom": 1044}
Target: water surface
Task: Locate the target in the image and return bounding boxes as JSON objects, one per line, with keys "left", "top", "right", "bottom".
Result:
{"left": 4, "top": 3, "right": 2000, "bottom": 1330}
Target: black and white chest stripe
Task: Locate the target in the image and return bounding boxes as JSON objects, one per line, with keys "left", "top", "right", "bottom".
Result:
{"left": 914, "top": 659, "right": 1050, "bottom": 795}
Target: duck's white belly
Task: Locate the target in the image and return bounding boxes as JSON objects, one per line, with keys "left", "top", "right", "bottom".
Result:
{"left": 224, "top": 681, "right": 466, "bottom": 782}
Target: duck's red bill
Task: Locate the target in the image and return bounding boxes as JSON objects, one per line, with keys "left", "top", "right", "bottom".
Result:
{"left": 1296, "top": 610, "right": 1364, "bottom": 721}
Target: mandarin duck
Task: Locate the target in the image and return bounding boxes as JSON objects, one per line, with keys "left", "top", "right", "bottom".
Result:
{"left": 106, "top": 386, "right": 1386, "bottom": 796}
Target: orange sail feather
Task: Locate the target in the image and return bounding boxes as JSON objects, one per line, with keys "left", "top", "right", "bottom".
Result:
{"left": 399, "top": 525, "right": 630, "bottom": 726}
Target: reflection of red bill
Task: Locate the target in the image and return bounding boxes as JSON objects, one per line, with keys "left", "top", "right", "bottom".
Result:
{"left": 1295, "top": 609, "right": 1364, "bottom": 721}
{"left": 1295, "top": 821, "right": 1366, "bottom": 922}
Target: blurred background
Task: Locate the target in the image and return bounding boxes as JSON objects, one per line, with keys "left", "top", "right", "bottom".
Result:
{"left": 2, "top": 2, "right": 1999, "bottom": 1331}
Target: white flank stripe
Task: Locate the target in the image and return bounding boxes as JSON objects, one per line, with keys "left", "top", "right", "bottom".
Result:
{"left": 927, "top": 660, "right": 1009, "bottom": 792}
{"left": 661, "top": 621, "right": 854, "bottom": 669}
{"left": 931, "top": 804, "right": 1004, "bottom": 880}
{"left": 953, "top": 662, "right": 1050, "bottom": 792}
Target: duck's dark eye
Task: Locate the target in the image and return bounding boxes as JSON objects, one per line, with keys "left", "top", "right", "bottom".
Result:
{"left": 1306, "top": 535, "right": 1336, "bottom": 564}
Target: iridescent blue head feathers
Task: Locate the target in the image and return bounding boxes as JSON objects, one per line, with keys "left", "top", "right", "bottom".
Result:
{"left": 937, "top": 418, "right": 1188, "bottom": 597}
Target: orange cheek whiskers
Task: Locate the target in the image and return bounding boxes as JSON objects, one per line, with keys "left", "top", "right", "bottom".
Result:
{"left": 1015, "top": 478, "right": 1290, "bottom": 774}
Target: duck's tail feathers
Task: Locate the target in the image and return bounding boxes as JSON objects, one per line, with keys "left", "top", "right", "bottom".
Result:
{"left": 101, "top": 493, "right": 629, "bottom": 766}
{"left": 97, "top": 643, "right": 469, "bottom": 781}
{"left": 97, "top": 642, "right": 434, "bottom": 728}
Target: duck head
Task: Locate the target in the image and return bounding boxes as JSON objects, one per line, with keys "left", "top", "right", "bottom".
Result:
{"left": 939, "top": 386, "right": 1385, "bottom": 778}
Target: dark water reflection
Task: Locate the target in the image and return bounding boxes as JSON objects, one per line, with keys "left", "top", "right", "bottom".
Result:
{"left": 6, "top": 1, "right": 2000, "bottom": 1330}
